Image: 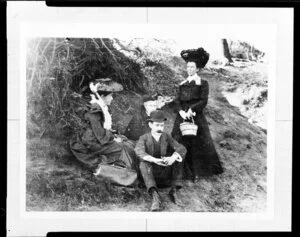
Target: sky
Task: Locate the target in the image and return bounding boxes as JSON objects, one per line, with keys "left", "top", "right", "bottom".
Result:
{"left": 167, "top": 25, "right": 274, "bottom": 58}
{"left": 117, "top": 24, "right": 275, "bottom": 60}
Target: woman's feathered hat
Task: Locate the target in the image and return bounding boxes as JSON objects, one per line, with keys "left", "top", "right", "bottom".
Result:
{"left": 180, "top": 47, "right": 210, "bottom": 68}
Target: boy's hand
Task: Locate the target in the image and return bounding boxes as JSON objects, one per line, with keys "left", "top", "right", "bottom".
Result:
{"left": 113, "top": 134, "right": 123, "bottom": 143}
{"left": 153, "top": 158, "right": 168, "bottom": 166}
{"left": 162, "top": 156, "right": 176, "bottom": 166}
{"left": 113, "top": 137, "right": 122, "bottom": 143}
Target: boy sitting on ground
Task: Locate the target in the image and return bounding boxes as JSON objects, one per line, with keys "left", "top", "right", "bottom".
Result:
{"left": 134, "top": 110, "right": 187, "bottom": 211}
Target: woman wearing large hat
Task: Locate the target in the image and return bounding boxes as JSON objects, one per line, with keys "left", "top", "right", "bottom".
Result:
{"left": 124, "top": 93, "right": 172, "bottom": 141}
{"left": 69, "top": 78, "right": 138, "bottom": 185}
{"left": 171, "top": 48, "right": 223, "bottom": 181}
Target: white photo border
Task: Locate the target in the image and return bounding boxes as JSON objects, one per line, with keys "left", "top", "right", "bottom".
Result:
{"left": 7, "top": 3, "right": 292, "bottom": 234}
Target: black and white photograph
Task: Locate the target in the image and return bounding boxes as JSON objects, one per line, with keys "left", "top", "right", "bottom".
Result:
{"left": 25, "top": 36, "right": 269, "bottom": 212}
{"left": 6, "top": 3, "right": 293, "bottom": 234}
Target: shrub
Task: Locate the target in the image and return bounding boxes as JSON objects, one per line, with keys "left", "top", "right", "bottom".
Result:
{"left": 26, "top": 38, "right": 147, "bottom": 137}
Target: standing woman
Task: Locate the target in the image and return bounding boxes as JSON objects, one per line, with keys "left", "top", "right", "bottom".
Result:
{"left": 171, "top": 48, "right": 223, "bottom": 182}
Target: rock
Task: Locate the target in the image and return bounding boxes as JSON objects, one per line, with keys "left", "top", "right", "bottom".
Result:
{"left": 219, "top": 140, "right": 232, "bottom": 150}
{"left": 227, "top": 86, "right": 237, "bottom": 92}
{"left": 242, "top": 99, "right": 250, "bottom": 105}
{"left": 223, "top": 130, "right": 237, "bottom": 139}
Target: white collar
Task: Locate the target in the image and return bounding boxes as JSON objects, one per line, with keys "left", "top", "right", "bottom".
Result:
{"left": 180, "top": 74, "right": 201, "bottom": 85}
{"left": 151, "top": 132, "right": 162, "bottom": 142}
{"left": 145, "top": 109, "right": 151, "bottom": 116}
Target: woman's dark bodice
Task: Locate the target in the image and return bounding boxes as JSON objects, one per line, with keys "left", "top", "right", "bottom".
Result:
{"left": 179, "top": 82, "right": 202, "bottom": 101}
{"left": 178, "top": 80, "right": 205, "bottom": 111}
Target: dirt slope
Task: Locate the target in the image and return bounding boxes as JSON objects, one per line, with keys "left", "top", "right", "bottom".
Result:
{"left": 213, "top": 61, "right": 268, "bottom": 130}
{"left": 26, "top": 65, "right": 267, "bottom": 212}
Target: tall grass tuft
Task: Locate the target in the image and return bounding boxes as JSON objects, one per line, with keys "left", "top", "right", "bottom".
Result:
{"left": 26, "top": 38, "right": 147, "bottom": 138}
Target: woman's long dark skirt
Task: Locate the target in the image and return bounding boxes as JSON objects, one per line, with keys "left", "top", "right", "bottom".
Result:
{"left": 172, "top": 112, "right": 223, "bottom": 179}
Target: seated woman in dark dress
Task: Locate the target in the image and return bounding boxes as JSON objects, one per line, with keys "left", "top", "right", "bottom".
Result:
{"left": 69, "top": 78, "right": 138, "bottom": 182}
{"left": 124, "top": 93, "right": 172, "bottom": 141}
{"left": 171, "top": 48, "right": 224, "bottom": 182}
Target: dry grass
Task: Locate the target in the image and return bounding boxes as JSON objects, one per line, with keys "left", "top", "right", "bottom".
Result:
{"left": 26, "top": 138, "right": 146, "bottom": 211}
{"left": 26, "top": 38, "right": 267, "bottom": 212}
{"left": 26, "top": 72, "right": 267, "bottom": 212}
{"left": 26, "top": 38, "right": 148, "bottom": 138}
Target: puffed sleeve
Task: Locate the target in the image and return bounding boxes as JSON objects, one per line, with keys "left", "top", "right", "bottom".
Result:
{"left": 85, "top": 112, "right": 112, "bottom": 144}
{"left": 169, "top": 87, "right": 182, "bottom": 113}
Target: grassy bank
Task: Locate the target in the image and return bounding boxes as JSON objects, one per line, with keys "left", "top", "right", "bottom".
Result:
{"left": 26, "top": 70, "right": 267, "bottom": 212}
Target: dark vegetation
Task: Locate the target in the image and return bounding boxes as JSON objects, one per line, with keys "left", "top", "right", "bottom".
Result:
{"left": 26, "top": 38, "right": 267, "bottom": 212}
{"left": 27, "top": 38, "right": 148, "bottom": 137}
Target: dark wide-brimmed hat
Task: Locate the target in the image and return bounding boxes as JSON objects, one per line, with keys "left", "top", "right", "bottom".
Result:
{"left": 180, "top": 47, "right": 210, "bottom": 68}
{"left": 90, "top": 78, "right": 123, "bottom": 93}
{"left": 147, "top": 110, "right": 167, "bottom": 123}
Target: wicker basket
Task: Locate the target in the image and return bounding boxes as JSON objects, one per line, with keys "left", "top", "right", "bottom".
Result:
{"left": 180, "top": 117, "right": 198, "bottom": 136}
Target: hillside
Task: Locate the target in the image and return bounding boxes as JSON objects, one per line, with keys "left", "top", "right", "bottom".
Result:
{"left": 26, "top": 38, "right": 267, "bottom": 212}
{"left": 26, "top": 69, "right": 267, "bottom": 212}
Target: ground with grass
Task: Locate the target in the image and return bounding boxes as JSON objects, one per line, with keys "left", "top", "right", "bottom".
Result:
{"left": 216, "top": 60, "right": 268, "bottom": 130}
{"left": 26, "top": 61, "right": 267, "bottom": 212}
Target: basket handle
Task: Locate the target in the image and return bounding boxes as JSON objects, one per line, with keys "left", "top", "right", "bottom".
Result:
{"left": 183, "top": 115, "right": 195, "bottom": 124}
{"left": 191, "top": 116, "right": 195, "bottom": 124}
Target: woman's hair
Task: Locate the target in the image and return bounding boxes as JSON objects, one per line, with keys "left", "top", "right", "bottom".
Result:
{"left": 180, "top": 47, "right": 210, "bottom": 69}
